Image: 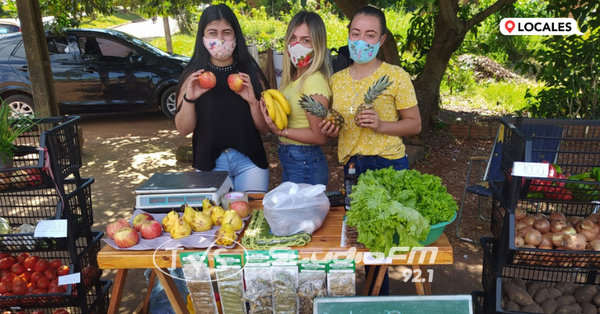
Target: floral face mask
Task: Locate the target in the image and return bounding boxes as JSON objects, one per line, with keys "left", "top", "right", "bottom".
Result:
{"left": 288, "top": 42, "right": 314, "bottom": 68}
{"left": 203, "top": 37, "right": 236, "bottom": 60}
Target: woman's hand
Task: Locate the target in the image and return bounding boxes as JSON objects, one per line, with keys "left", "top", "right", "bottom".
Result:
{"left": 318, "top": 120, "right": 339, "bottom": 138}
{"left": 259, "top": 99, "right": 281, "bottom": 134}
{"left": 185, "top": 69, "right": 212, "bottom": 102}
{"left": 235, "top": 72, "right": 259, "bottom": 106}
{"left": 356, "top": 109, "right": 381, "bottom": 132}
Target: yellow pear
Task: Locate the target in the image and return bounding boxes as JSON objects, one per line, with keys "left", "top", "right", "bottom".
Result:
{"left": 223, "top": 210, "right": 243, "bottom": 231}
{"left": 190, "top": 211, "right": 213, "bottom": 232}
{"left": 202, "top": 198, "right": 213, "bottom": 216}
{"left": 216, "top": 223, "right": 236, "bottom": 246}
{"left": 182, "top": 203, "right": 197, "bottom": 226}
{"left": 161, "top": 209, "right": 179, "bottom": 233}
{"left": 210, "top": 206, "right": 226, "bottom": 226}
{"left": 170, "top": 217, "right": 192, "bottom": 239}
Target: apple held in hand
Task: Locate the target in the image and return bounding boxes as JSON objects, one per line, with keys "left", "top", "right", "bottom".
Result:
{"left": 140, "top": 220, "right": 163, "bottom": 239}
{"left": 106, "top": 219, "right": 131, "bottom": 240}
{"left": 113, "top": 227, "right": 139, "bottom": 248}
{"left": 132, "top": 213, "right": 154, "bottom": 231}
{"left": 198, "top": 71, "right": 216, "bottom": 89}
{"left": 228, "top": 73, "right": 243, "bottom": 92}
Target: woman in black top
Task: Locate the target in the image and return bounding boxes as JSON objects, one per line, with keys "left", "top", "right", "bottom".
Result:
{"left": 175, "top": 4, "right": 270, "bottom": 192}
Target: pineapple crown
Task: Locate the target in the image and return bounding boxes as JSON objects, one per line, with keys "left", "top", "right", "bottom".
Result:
{"left": 364, "top": 75, "right": 393, "bottom": 104}
{"left": 298, "top": 94, "right": 328, "bottom": 118}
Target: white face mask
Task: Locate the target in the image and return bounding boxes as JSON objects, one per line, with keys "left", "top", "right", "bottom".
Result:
{"left": 203, "top": 37, "right": 236, "bottom": 61}
{"left": 287, "top": 42, "right": 314, "bottom": 68}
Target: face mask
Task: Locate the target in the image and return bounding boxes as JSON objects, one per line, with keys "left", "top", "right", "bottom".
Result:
{"left": 288, "top": 42, "right": 314, "bottom": 68}
{"left": 203, "top": 37, "right": 236, "bottom": 61}
{"left": 347, "top": 38, "right": 381, "bottom": 64}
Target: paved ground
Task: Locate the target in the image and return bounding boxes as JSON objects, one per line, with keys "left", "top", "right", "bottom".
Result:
{"left": 77, "top": 112, "right": 484, "bottom": 313}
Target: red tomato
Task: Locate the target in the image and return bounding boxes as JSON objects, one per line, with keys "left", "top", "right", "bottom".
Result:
{"left": 19, "top": 271, "right": 32, "bottom": 283}
{"left": 16, "top": 253, "right": 29, "bottom": 264}
{"left": 27, "top": 282, "right": 36, "bottom": 293}
{"left": 12, "top": 276, "right": 26, "bottom": 286}
{"left": 0, "top": 253, "right": 10, "bottom": 259}
{"left": 37, "top": 277, "right": 50, "bottom": 289}
{"left": 48, "top": 279, "right": 59, "bottom": 290}
{"left": 0, "top": 257, "right": 15, "bottom": 270}
{"left": 44, "top": 269, "right": 57, "bottom": 281}
{"left": 48, "top": 285, "right": 66, "bottom": 293}
{"left": 1, "top": 273, "right": 17, "bottom": 283}
{"left": 52, "top": 310, "right": 69, "bottom": 314}
{"left": 34, "top": 259, "right": 49, "bottom": 272}
{"left": 0, "top": 281, "right": 11, "bottom": 293}
{"left": 0, "top": 269, "right": 8, "bottom": 278}
{"left": 15, "top": 311, "right": 27, "bottom": 314}
{"left": 11, "top": 283, "right": 26, "bottom": 295}
{"left": 30, "top": 271, "right": 45, "bottom": 284}
{"left": 49, "top": 259, "right": 62, "bottom": 270}
{"left": 2, "top": 292, "right": 13, "bottom": 296}
{"left": 56, "top": 265, "right": 70, "bottom": 276}
{"left": 32, "top": 288, "right": 48, "bottom": 294}
{"left": 23, "top": 256, "right": 39, "bottom": 270}
{"left": 10, "top": 263, "right": 25, "bottom": 275}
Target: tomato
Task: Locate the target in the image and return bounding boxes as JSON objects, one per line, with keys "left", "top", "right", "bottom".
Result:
{"left": 12, "top": 276, "right": 26, "bottom": 286}
{"left": 0, "top": 281, "right": 11, "bottom": 293}
{"left": 32, "top": 288, "right": 48, "bottom": 294}
{"left": 27, "top": 282, "right": 36, "bottom": 293}
{"left": 48, "top": 285, "right": 66, "bottom": 293}
{"left": 23, "top": 256, "right": 39, "bottom": 270}
{"left": 0, "top": 269, "right": 8, "bottom": 278}
{"left": 16, "top": 253, "right": 29, "bottom": 264}
{"left": 2, "top": 292, "right": 13, "bottom": 296}
{"left": 19, "top": 270, "right": 32, "bottom": 283}
{"left": 10, "top": 263, "right": 25, "bottom": 275}
{"left": 37, "top": 277, "right": 50, "bottom": 289}
{"left": 48, "top": 279, "right": 59, "bottom": 290}
{"left": 49, "top": 259, "right": 62, "bottom": 270}
{"left": 44, "top": 269, "right": 57, "bottom": 281}
{"left": 56, "top": 265, "right": 70, "bottom": 276}
{"left": 1, "top": 273, "right": 17, "bottom": 283}
{"left": 0, "top": 257, "right": 15, "bottom": 270}
{"left": 32, "top": 311, "right": 46, "bottom": 314}
{"left": 0, "top": 253, "right": 10, "bottom": 259}
{"left": 30, "top": 271, "right": 45, "bottom": 284}
{"left": 11, "top": 283, "right": 26, "bottom": 295}
{"left": 15, "top": 311, "right": 27, "bottom": 314}
{"left": 53, "top": 310, "right": 69, "bottom": 314}
{"left": 34, "top": 259, "right": 49, "bottom": 272}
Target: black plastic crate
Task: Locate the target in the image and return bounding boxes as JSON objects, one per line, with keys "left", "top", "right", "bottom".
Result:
{"left": 0, "top": 177, "right": 94, "bottom": 232}
{"left": 472, "top": 290, "right": 487, "bottom": 314}
{"left": 0, "top": 116, "right": 82, "bottom": 192}
{"left": 498, "top": 117, "right": 600, "bottom": 204}
{"left": 481, "top": 237, "right": 600, "bottom": 314}
{"left": 0, "top": 232, "right": 103, "bottom": 309}
{"left": 1, "top": 280, "right": 112, "bottom": 314}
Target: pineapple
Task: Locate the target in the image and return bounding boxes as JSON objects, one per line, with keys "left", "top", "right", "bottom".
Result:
{"left": 354, "top": 75, "right": 393, "bottom": 126}
{"left": 299, "top": 94, "right": 345, "bottom": 128}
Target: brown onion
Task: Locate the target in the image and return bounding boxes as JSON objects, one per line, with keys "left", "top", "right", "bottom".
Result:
{"left": 587, "top": 239, "right": 600, "bottom": 251}
{"left": 534, "top": 219, "right": 551, "bottom": 234}
{"left": 538, "top": 245, "right": 553, "bottom": 250}
{"left": 563, "top": 234, "right": 586, "bottom": 251}
{"left": 521, "top": 244, "right": 537, "bottom": 249}
{"left": 521, "top": 216, "right": 537, "bottom": 227}
{"left": 514, "top": 207, "right": 527, "bottom": 221}
{"left": 515, "top": 236, "right": 525, "bottom": 247}
{"left": 587, "top": 213, "right": 600, "bottom": 223}
{"left": 563, "top": 226, "right": 577, "bottom": 236}
{"left": 517, "top": 226, "right": 534, "bottom": 238}
{"left": 580, "top": 228, "right": 598, "bottom": 242}
{"left": 515, "top": 222, "right": 529, "bottom": 231}
{"left": 551, "top": 220, "right": 567, "bottom": 233}
{"left": 551, "top": 232, "right": 566, "bottom": 247}
{"left": 548, "top": 212, "right": 566, "bottom": 223}
{"left": 525, "top": 229, "right": 543, "bottom": 247}
{"left": 534, "top": 213, "right": 547, "bottom": 220}
{"left": 568, "top": 216, "right": 583, "bottom": 226}
{"left": 540, "top": 233, "right": 553, "bottom": 247}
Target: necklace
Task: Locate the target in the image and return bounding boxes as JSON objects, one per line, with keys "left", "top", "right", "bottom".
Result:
{"left": 208, "top": 61, "right": 237, "bottom": 72}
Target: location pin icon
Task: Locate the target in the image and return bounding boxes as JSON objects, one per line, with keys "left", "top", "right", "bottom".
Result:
{"left": 505, "top": 20, "right": 515, "bottom": 33}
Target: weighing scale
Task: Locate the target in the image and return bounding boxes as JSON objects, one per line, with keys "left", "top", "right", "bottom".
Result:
{"left": 134, "top": 172, "right": 233, "bottom": 213}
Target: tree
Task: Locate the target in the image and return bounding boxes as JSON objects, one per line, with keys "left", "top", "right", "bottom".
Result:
{"left": 331, "top": 0, "right": 517, "bottom": 131}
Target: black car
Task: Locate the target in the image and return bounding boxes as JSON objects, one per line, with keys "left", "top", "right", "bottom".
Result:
{"left": 0, "top": 28, "right": 189, "bottom": 118}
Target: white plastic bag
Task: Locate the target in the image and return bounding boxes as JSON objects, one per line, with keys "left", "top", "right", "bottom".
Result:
{"left": 263, "top": 182, "right": 329, "bottom": 236}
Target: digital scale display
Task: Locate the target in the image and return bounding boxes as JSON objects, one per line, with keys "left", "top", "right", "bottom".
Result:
{"left": 145, "top": 195, "right": 207, "bottom": 206}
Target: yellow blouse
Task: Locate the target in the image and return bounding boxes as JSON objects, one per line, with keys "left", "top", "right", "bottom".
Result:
{"left": 280, "top": 72, "right": 331, "bottom": 145}
{"left": 330, "top": 62, "right": 418, "bottom": 164}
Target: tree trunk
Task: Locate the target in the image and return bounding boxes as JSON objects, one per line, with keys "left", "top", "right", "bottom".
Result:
{"left": 163, "top": 16, "right": 173, "bottom": 54}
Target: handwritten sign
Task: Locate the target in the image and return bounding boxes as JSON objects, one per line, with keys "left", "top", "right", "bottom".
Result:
{"left": 314, "top": 295, "right": 473, "bottom": 314}
{"left": 34, "top": 220, "right": 68, "bottom": 238}
{"left": 58, "top": 273, "right": 81, "bottom": 286}
{"left": 511, "top": 162, "right": 550, "bottom": 178}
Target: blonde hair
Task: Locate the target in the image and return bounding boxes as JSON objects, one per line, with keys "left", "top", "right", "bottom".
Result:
{"left": 280, "top": 11, "right": 331, "bottom": 94}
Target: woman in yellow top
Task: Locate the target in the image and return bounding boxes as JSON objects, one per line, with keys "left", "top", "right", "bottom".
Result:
{"left": 319, "top": 5, "right": 422, "bottom": 296}
{"left": 261, "top": 11, "right": 331, "bottom": 185}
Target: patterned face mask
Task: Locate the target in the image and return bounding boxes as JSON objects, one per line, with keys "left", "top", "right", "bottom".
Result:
{"left": 288, "top": 42, "right": 314, "bottom": 68}
{"left": 347, "top": 37, "right": 381, "bottom": 64}
{"left": 203, "top": 37, "right": 236, "bottom": 61}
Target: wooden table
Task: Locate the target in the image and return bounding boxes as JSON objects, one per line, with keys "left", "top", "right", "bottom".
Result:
{"left": 97, "top": 198, "right": 453, "bottom": 314}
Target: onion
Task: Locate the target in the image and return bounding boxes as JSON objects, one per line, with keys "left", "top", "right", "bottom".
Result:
{"left": 533, "top": 219, "right": 551, "bottom": 234}
{"left": 514, "top": 207, "right": 527, "bottom": 221}
{"left": 540, "top": 233, "right": 553, "bottom": 247}
{"left": 525, "top": 229, "right": 543, "bottom": 247}
{"left": 581, "top": 219, "right": 597, "bottom": 230}
{"left": 551, "top": 232, "right": 566, "bottom": 247}
{"left": 580, "top": 228, "right": 598, "bottom": 242}
{"left": 521, "top": 244, "right": 537, "bottom": 249}
{"left": 551, "top": 220, "right": 567, "bottom": 233}
{"left": 534, "top": 213, "right": 547, "bottom": 220}
{"left": 563, "top": 234, "right": 587, "bottom": 251}
{"left": 521, "top": 216, "right": 537, "bottom": 227}
{"left": 563, "top": 226, "right": 577, "bottom": 236}
{"left": 538, "top": 245, "right": 553, "bottom": 250}
{"left": 548, "top": 212, "right": 566, "bottom": 223}
{"left": 587, "top": 239, "right": 600, "bottom": 251}
{"left": 587, "top": 213, "right": 600, "bottom": 223}
{"left": 568, "top": 216, "right": 583, "bottom": 226}
{"left": 517, "top": 226, "right": 533, "bottom": 238}
{"left": 515, "top": 236, "right": 525, "bottom": 247}
{"left": 515, "top": 222, "right": 529, "bottom": 231}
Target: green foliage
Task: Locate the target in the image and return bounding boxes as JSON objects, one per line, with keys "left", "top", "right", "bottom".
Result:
{"left": 0, "top": 104, "right": 37, "bottom": 163}
{"left": 399, "top": 2, "right": 437, "bottom": 75}
{"left": 79, "top": 11, "right": 143, "bottom": 29}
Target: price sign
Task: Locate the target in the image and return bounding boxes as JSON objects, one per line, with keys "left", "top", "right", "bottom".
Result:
{"left": 58, "top": 273, "right": 81, "bottom": 286}
{"left": 34, "top": 220, "right": 68, "bottom": 238}
{"left": 512, "top": 162, "right": 550, "bottom": 178}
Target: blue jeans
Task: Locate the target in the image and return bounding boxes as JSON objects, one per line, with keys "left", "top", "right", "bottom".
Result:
{"left": 207, "top": 148, "right": 269, "bottom": 193}
{"left": 278, "top": 144, "right": 329, "bottom": 186}
{"left": 344, "top": 154, "right": 409, "bottom": 296}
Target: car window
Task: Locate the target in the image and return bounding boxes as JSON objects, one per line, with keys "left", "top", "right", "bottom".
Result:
{"left": 96, "top": 37, "right": 132, "bottom": 58}
{"left": 0, "top": 24, "right": 19, "bottom": 35}
{"left": 47, "top": 36, "right": 69, "bottom": 55}
{"left": 12, "top": 41, "right": 26, "bottom": 59}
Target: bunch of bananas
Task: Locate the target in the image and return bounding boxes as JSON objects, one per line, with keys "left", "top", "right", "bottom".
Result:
{"left": 262, "top": 89, "right": 290, "bottom": 130}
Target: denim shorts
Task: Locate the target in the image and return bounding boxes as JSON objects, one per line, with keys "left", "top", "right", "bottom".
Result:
{"left": 278, "top": 144, "right": 329, "bottom": 186}
{"left": 198, "top": 148, "right": 269, "bottom": 193}
{"left": 344, "top": 154, "right": 409, "bottom": 177}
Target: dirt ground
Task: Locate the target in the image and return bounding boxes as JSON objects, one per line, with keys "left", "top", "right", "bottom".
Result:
{"left": 79, "top": 109, "right": 494, "bottom": 313}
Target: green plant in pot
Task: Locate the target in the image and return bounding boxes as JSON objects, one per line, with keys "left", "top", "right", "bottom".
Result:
{"left": 0, "top": 103, "right": 37, "bottom": 169}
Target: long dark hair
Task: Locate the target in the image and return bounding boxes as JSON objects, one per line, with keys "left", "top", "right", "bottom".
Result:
{"left": 176, "top": 4, "right": 268, "bottom": 100}
{"left": 350, "top": 5, "right": 387, "bottom": 34}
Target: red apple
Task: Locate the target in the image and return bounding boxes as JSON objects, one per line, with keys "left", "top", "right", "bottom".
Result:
{"left": 198, "top": 71, "right": 216, "bottom": 89}
{"left": 113, "top": 228, "right": 139, "bottom": 248}
{"left": 227, "top": 74, "right": 243, "bottom": 92}
{"left": 106, "top": 219, "right": 131, "bottom": 240}
{"left": 139, "top": 220, "right": 163, "bottom": 239}
{"left": 229, "top": 201, "right": 251, "bottom": 218}
{"left": 132, "top": 213, "right": 154, "bottom": 231}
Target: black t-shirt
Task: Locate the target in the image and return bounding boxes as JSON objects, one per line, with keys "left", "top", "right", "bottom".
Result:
{"left": 191, "top": 62, "right": 268, "bottom": 171}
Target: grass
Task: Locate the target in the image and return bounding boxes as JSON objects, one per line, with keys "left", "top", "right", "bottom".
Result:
{"left": 79, "top": 11, "right": 143, "bottom": 29}
{"left": 149, "top": 34, "right": 197, "bottom": 57}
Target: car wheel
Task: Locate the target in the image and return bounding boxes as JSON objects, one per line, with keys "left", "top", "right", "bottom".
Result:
{"left": 160, "top": 86, "right": 178, "bottom": 119}
{"left": 4, "top": 95, "right": 35, "bottom": 117}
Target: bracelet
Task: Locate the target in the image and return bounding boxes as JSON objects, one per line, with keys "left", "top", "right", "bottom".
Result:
{"left": 183, "top": 93, "right": 195, "bottom": 103}
{"left": 285, "top": 129, "right": 289, "bottom": 138}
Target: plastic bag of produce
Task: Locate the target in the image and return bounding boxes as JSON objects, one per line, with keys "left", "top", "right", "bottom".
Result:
{"left": 263, "top": 182, "right": 329, "bottom": 236}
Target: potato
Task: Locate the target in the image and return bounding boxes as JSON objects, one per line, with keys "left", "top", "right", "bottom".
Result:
{"left": 511, "top": 277, "right": 528, "bottom": 289}
{"left": 505, "top": 300, "right": 520, "bottom": 311}
{"left": 527, "top": 281, "right": 545, "bottom": 297}
{"left": 575, "top": 285, "right": 599, "bottom": 304}
{"left": 534, "top": 288, "right": 550, "bottom": 304}
{"left": 555, "top": 304, "right": 582, "bottom": 314}
{"left": 547, "top": 287, "right": 563, "bottom": 299}
{"left": 593, "top": 292, "right": 600, "bottom": 306}
{"left": 555, "top": 282, "right": 578, "bottom": 295}
{"left": 520, "top": 303, "right": 544, "bottom": 313}
{"left": 556, "top": 294, "right": 576, "bottom": 306}
{"left": 504, "top": 281, "right": 534, "bottom": 306}
{"left": 540, "top": 298, "right": 557, "bottom": 314}
{"left": 580, "top": 302, "right": 596, "bottom": 314}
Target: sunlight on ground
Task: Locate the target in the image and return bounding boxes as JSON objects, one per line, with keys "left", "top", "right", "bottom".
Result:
{"left": 131, "top": 152, "right": 176, "bottom": 169}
